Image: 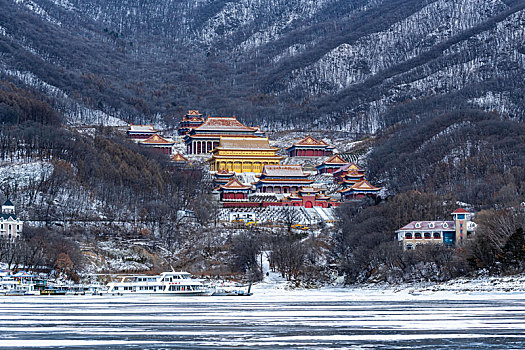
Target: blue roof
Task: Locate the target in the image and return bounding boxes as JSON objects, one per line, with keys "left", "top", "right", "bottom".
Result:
{"left": 3, "top": 199, "right": 14, "bottom": 206}
{"left": 0, "top": 213, "right": 17, "bottom": 220}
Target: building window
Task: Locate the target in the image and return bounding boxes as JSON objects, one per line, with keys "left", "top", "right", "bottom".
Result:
{"left": 405, "top": 233, "right": 412, "bottom": 239}
{"left": 429, "top": 223, "right": 434, "bottom": 228}
{"left": 406, "top": 244, "right": 413, "bottom": 250}
{"left": 415, "top": 222, "right": 421, "bottom": 228}
{"left": 433, "top": 232, "right": 441, "bottom": 239}
{"left": 415, "top": 233, "right": 422, "bottom": 239}
{"left": 443, "top": 223, "right": 448, "bottom": 228}
{"left": 424, "top": 232, "right": 431, "bottom": 239}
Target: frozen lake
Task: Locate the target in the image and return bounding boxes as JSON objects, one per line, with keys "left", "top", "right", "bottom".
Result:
{"left": 1, "top": 287, "right": 525, "bottom": 349}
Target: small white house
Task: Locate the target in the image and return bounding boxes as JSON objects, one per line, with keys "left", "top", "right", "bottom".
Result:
{"left": 0, "top": 200, "right": 23, "bottom": 240}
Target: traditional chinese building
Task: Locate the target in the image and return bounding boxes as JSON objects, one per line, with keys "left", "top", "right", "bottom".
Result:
{"left": 0, "top": 200, "right": 23, "bottom": 240}
{"left": 333, "top": 163, "right": 366, "bottom": 184}
{"left": 139, "top": 134, "right": 175, "bottom": 155}
{"left": 340, "top": 170, "right": 366, "bottom": 188}
{"left": 284, "top": 187, "right": 340, "bottom": 208}
{"left": 217, "top": 178, "right": 252, "bottom": 201}
{"left": 170, "top": 152, "right": 189, "bottom": 164}
{"left": 338, "top": 179, "right": 381, "bottom": 200}
{"left": 177, "top": 110, "right": 205, "bottom": 136}
{"left": 253, "top": 165, "right": 314, "bottom": 193}
{"left": 254, "top": 126, "right": 266, "bottom": 137}
{"left": 214, "top": 170, "right": 235, "bottom": 187}
{"left": 396, "top": 208, "right": 476, "bottom": 250}
{"left": 208, "top": 137, "right": 283, "bottom": 173}
{"left": 316, "top": 154, "right": 349, "bottom": 174}
{"left": 286, "top": 135, "right": 334, "bottom": 157}
{"left": 184, "top": 116, "right": 260, "bottom": 155}
{"left": 127, "top": 124, "right": 157, "bottom": 140}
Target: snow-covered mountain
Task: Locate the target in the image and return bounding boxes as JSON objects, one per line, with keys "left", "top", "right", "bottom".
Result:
{"left": 1, "top": 0, "right": 524, "bottom": 131}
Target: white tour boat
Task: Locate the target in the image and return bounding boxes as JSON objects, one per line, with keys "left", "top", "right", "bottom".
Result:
{"left": 106, "top": 271, "right": 209, "bottom": 295}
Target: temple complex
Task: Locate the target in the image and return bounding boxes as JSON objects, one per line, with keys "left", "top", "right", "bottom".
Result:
{"left": 139, "top": 134, "right": 175, "bottom": 155}
{"left": 208, "top": 137, "right": 282, "bottom": 173}
{"left": 286, "top": 135, "right": 334, "bottom": 157}
{"left": 316, "top": 154, "right": 349, "bottom": 174}
{"left": 184, "top": 116, "right": 260, "bottom": 155}
{"left": 253, "top": 165, "right": 314, "bottom": 193}
{"left": 127, "top": 124, "right": 157, "bottom": 140}
{"left": 177, "top": 110, "right": 205, "bottom": 136}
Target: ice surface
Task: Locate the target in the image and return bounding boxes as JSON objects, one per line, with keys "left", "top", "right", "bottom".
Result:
{"left": 0, "top": 282, "right": 524, "bottom": 349}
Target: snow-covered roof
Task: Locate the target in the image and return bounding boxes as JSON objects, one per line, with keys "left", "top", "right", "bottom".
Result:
{"left": 218, "top": 137, "right": 276, "bottom": 150}
{"left": 261, "top": 165, "right": 307, "bottom": 177}
{"left": 194, "top": 116, "right": 256, "bottom": 132}
{"left": 129, "top": 124, "right": 156, "bottom": 132}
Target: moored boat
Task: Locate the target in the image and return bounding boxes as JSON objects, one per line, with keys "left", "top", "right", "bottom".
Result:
{"left": 106, "top": 271, "right": 209, "bottom": 296}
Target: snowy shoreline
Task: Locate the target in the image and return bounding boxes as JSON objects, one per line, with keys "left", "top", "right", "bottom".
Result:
{"left": 250, "top": 273, "right": 525, "bottom": 301}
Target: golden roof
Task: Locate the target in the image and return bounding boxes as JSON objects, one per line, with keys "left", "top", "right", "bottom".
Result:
{"left": 339, "top": 179, "right": 382, "bottom": 193}
{"left": 170, "top": 153, "right": 188, "bottom": 162}
{"left": 322, "top": 154, "right": 347, "bottom": 164}
{"left": 219, "top": 178, "right": 252, "bottom": 190}
{"left": 294, "top": 135, "right": 328, "bottom": 147}
{"left": 141, "top": 134, "right": 174, "bottom": 145}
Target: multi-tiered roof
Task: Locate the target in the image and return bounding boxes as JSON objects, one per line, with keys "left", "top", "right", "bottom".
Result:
{"left": 208, "top": 137, "right": 283, "bottom": 173}
{"left": 184, "top": 116, "right": 261, "bottom": 154}
{"left": 177, "top": 110, "right": 205, "bottom": 135}
{"left": 286, "top": 135, "right": 335, "bottom": 157}
{"left": 316, "top": 154, "right": 349, "bottom": 174}
{"left": 253, "top": 165, "right": 314, "bottom": 193}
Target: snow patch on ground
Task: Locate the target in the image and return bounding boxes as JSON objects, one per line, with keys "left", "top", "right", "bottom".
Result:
{"left": 0, "top": 160, "right": 53, "bottom": 189}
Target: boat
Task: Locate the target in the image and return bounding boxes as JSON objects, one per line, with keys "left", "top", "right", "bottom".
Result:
{"left": 211, "top": 282, "right": 253, "bottom": 296}
{"left": 105, "top": 271, "right": 209, "bottom": 295}
{"left": 0, "top": 271, "right": 47, "bottom": 296}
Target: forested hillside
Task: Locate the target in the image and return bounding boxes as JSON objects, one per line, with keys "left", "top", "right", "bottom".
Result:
{"left": 1, "top": 0, "right": 524, "bottom": 129}
{"left": 1, "top": 0, "right": 524, "bottom": 283}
